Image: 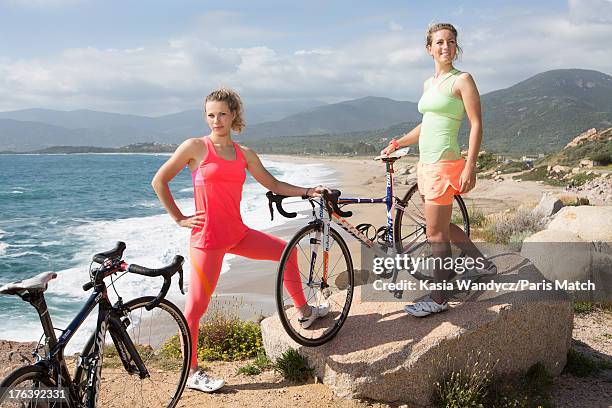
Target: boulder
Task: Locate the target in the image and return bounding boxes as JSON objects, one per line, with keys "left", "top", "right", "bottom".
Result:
{"left": 551, "top": 165, "right": 570, "bottom": 174}
{"left": 262, "top": 251, "right": 573, "bottom": 406}
{"left": 548, "top": 206, "right": 612, "bottom": 242}
{"left": 521, "top": 229, "right": 595, "bottom": 301}
{"left": 532, "top": 193, "right": 564, "bottom": 217}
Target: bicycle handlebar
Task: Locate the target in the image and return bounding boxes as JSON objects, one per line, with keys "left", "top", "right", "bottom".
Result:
{"left": 266, "top": 189, "right": 352, "bottom": 219}
{"left": 265, "top": 191, "right": 300, "bottom": 220}
{"left": 85, "top": 241, "right": 185, "bottom": 310}
{"left": 92, "top": 241, "right": 126, "bottom": 264}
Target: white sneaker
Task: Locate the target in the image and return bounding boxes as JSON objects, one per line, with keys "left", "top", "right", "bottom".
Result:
{"left": 298, "top": 304, "right": 329, "bottom": 329}
{"left": 404, "top": 296, "right": 448, "bottom": 317}
{"left": 186, "top": 370, "right": 225, "bottom": 393}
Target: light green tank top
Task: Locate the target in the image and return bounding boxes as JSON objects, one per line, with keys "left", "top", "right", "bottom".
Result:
{"left": 417, "top": 68, "right": 465, "bottom": 164}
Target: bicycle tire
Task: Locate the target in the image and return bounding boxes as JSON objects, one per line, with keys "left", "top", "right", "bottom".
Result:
{"left": 0, "top": 364, "right": 61, "bottom": 407}
{"left": 276, "top": 222, "right": 354, "bottom": 347}
{"left": 394, "top": 184, "right": 470, "bottom": 278}
{"left": 74, "top": 297, "right": 191, "bottom": 408}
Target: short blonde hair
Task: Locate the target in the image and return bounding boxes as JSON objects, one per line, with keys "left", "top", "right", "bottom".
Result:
{"left": 425, "top": 23, "right": 463, "bottom": 60}
{"left": 205, "top": 87, "right": 246, "bottom": 133}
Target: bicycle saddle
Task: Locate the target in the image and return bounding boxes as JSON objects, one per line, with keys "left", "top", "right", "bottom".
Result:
{"left": 374, "top": 147, "right": 410, "bottom": 162}
{"left": 0, "top": 272, "right": 57, "bottom": 295}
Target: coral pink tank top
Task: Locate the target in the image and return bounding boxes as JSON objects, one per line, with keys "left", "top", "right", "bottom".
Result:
{"left": 190, "top": 137, "right": 249, "bottom": 249}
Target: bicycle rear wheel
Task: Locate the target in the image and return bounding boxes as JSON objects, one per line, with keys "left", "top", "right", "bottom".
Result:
{"left": 276, "top": 222, "right": 354, "bottom": 347}
{"left": 0, "top": 364, "right": 60, "bottom": 407}
{"left": 393, "top": 184, "right": 470, "bottom": 278}
{"left": 75, "top": 297, "right": 190, "bottom": 408}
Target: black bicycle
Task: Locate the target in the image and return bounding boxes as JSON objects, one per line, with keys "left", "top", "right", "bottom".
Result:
{"left": 0, "top": 242, "right": 191, "bottom": 408}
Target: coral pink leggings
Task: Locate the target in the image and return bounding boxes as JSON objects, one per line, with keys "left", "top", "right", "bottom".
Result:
{"left": 184, "top": 229, "right": 305, "bottom": 368}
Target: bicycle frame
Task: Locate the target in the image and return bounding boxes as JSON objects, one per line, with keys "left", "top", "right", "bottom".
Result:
{"left": 26, "top": 280, "right": 148, "bottom": 407}
{"left": 303, "top": 158, "right": 429, "bottom": 296}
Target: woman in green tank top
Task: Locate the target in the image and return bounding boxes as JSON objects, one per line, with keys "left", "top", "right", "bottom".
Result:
{"left": 382, "top": 23, "right": 497, "bottom": 317}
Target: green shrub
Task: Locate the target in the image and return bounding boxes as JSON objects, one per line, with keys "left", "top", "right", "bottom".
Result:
{"left": 485, "top": 363, "right": 554, "bottom": 408}
{"left": 435, "top": 358, "right": 555, "bottom": 408}
{"left": 476, "top": 152, "right": 498, "bottom": 171}
{"left": 237, "top": 363, "right": 261, "bottom": 375}
{"left": 570, "top": 172, "right": 599, "bottom": 186}
{"left": 480, "top": 207, "right": 545, "bottom": 246}
{"left": 236, "top": 351, "right": 273, "bottom": 376}
{"left": 254, "top": 351, "right": 272, "bottom": 370}
{"left": 453, "top": 206, "right": 486, "bottom": 228}
{"left": 564, "top": 348, "right": 612, "bottom": 377}
{"left": 573, "top": 301, "right": 595, "bottom": 314}
{"left": 160, "top": 305, "right": 264, "bottom": 362}
{"left": 515, "top": 167, "right": 565, "bottom": 186}
{"left": 274, "top": 348, "right": 313, "bottom": 382}
{"left": 195, "top": 310, "right": 263, "bottom": 361}
{"left": 433, "top": 352, "right": 496, "bottom": 407}
{"left": 591, "top": 151, "right": 611, "bottom": 165}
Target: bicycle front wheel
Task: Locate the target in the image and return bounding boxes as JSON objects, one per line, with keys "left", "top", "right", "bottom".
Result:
{"left": 0, "top": 364, "right": 60, "bottom": 407}
{"left": 276, "top": 222, "right": 354, "bottom": 347}
{"left": 75, "top": 297, "right": 191, "bottom": 408}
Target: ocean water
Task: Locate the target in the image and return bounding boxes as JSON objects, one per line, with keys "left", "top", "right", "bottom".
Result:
{"left": 0, "top": 153, "right": 334, "bottom": 352}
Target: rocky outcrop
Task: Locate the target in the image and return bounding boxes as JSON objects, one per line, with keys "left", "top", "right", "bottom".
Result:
{"left": 564, "top": 127, "right": 611, "bottom": 149}
{"left": 532, "top": 193, "right": 564, "bottom": 218}
{"left": 262, "top": 250, "right": 573, "bottom": 406}
{"left": 567, "top": 174, "right": 612, "bottom": 205}
{"left": 522, "top": 206, "right": 612, "bottom": 301}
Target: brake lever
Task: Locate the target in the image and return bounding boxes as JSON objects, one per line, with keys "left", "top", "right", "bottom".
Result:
{"left": 268, "top": 199, "right": 275, "bottom": 221}
{"left": 178, "top": 267, "right": 185, "bottom": 295}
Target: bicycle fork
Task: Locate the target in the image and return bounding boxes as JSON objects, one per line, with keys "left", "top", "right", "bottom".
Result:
{"left": 306, "top": 201, "right": 332, "bottom": 299}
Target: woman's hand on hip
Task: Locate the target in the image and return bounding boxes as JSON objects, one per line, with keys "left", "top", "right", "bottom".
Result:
{"left": 176, "top": 211, "right": 206, "bottom": 229}
{"left": 459, "top": 165, "right": 477, "bottom": 194}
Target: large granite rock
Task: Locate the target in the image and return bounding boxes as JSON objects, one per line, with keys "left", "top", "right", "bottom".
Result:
{"left": 547, "top": 206, "right": 612, "bottom": 242}
{"left": 262, "top": 251, "right": 573, "bottom": 406}
{"left": 532, "top": 193, "right": 563, "bottom": 218}
{"left": 522, "top": 206, "right": 612, "bottom": 301}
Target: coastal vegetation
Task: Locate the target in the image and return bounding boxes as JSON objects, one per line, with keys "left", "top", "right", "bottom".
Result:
{"left": 161, "top": 302, "right": 264, "bottom": 363}
{"left": 434, "top": 355, "right": 554, "bottom": 408}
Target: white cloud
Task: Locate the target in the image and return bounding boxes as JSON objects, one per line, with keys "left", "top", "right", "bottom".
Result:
{"left": 0, "top": 2, "right": 610, "bottom": 115}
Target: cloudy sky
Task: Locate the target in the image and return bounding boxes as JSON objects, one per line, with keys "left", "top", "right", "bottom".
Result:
{"left": 0, "top": 0, "right": 610, "bottom": 116}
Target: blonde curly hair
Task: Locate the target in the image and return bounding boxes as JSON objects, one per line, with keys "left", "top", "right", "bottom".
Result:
{"left": 204, "top": 87, "right": 246, "bottom": 134}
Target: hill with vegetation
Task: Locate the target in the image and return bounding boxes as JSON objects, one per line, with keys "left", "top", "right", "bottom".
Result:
{"left": 458, "top": 69, "right": 612, "bottom": 154}
{"left": 1, "top": 69, "right": 610, "bottom": 154}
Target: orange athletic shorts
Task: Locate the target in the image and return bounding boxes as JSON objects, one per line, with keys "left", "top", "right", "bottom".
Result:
{"left": 416, "top": 158, "right": 465, "bottom": 206}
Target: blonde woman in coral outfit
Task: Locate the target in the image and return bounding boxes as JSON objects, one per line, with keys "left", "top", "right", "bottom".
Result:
{"left": 152, "top": 88, "right": 328, "bottom": 391}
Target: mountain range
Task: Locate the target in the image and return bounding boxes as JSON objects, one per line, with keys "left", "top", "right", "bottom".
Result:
{"left": 0, "top": 69, "right": 610, "bottom": 154}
